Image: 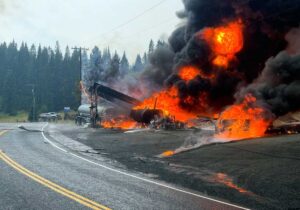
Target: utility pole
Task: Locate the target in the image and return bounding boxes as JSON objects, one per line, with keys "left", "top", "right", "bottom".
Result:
{"left": 72, "top": 47, "right": 89, "bottom": 105}
{"left": 27, "top": 84, "right": 36, "bottom": 122}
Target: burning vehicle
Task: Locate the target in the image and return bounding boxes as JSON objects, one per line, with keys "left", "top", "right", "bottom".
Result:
{"left": 82, "top": 0, "right": 300, "bottom": 140}
{"left": 87, "top": 83, "right": 186, "bottom": 130}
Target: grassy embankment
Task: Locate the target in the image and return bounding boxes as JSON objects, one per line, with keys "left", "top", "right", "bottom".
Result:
{"left": 0, "top": 112, "right": 28, "bottom": 123}
{"left": 0, "top": 111, "right": 76, "bottom": 124}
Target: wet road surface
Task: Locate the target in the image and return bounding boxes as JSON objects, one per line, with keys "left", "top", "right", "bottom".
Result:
{"left": 0, "top": 123, "right": 247, "bottom": 210}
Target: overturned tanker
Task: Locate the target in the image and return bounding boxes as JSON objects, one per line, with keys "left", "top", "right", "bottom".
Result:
{"left": 90, "top": 83, "right": 140, "bottom": 106}
{"left": 130, "top": 109, "right": 163, "bottom": 124}
{"left": 89, "top": 83, "right": 187, "bottom": 129}
{"left": 90, "top": 83, "right": 166, "bottom": 126}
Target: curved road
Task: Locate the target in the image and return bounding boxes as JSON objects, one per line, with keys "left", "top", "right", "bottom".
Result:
{"left": 0, "top": 123, "right": 247, "bottom": 210}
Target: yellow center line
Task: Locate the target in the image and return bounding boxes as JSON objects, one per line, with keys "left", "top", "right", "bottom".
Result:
{"left": 0, "top": 130, "right": 8, "bottom": 136}
{"left": 0, "top": 151, "right": 111, "bottom": 210}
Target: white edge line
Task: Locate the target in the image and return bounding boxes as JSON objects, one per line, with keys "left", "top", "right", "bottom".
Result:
{"left": 41, "top": 123, "right": 249, "bottom": 210}
{"left": 41, "top": 123, "right": 67, "bottom": 153}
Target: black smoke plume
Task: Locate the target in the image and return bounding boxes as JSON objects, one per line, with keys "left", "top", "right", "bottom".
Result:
{"left": 143, "top": 0, "right": 300, "bottom": 117}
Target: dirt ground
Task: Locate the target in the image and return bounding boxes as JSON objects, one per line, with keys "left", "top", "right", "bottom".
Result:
{"left": 50, "top": 124, "right": 300, "bottom": 210}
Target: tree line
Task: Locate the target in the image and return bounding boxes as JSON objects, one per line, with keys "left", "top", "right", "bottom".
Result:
{"left": 0, "top": 39, "right": 165, "bottom": 120}
{"left": 85, "top": 39, "right": 162, "bottom": 85}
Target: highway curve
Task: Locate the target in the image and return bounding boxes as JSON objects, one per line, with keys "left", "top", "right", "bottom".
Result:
{"left": 0, "top": 123, "right": 247, "bottom": 210}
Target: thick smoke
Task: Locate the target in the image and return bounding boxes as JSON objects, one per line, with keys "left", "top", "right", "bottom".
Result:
{"left": 237, "top": 50, "right": 300, "bottom": 116}
{"left": 144, "top": 0, "right": 300, "bottom": 117}
{"left": 141, "top": 44, "right": 175, "bottom": 87}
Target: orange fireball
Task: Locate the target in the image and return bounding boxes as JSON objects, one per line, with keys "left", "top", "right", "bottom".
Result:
{"left": 202, "top": 20, "right": 244, "bottom": 68}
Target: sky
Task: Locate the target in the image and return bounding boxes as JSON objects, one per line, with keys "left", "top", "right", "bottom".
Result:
{"left": 0, "top": 0, "right": 184, "bottom": 63}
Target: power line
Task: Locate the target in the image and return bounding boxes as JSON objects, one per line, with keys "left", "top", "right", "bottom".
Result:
{"left": 85, "top": 0, "right": 168, "bottom": 43}
{"left": 95, "top": 16, "right": 176, "bottom": 50}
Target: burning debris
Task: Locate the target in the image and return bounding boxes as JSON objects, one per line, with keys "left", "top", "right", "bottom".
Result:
{"left": 87, "top": 83, "right": 186, "bottom": 130}
{"left": 82, "top": 1, "right": 300, "bottom": 142}
{"left": 215, "top": 94, "right": 274, "bottom": 140}
{"left": 101, "top": 116, "right": 137, "bottom": 130}
{"left": 136, "top": 0, "right": 300, "bottom": 140}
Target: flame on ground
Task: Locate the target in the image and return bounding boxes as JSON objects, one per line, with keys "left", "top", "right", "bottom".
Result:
{"left": 215, "top": 94, "right": 272, "bottom": 140}
{"left": 161, "top": 150, "right": 175, "bottom": 157}
{"left": 202, "top": 20, "right": 244, "bottom": 68}
{"left": 101, "top": 117, "right": 137, "bottom": 130}
{"left": 215, "top": 173, "right": 249, "bottom": 193}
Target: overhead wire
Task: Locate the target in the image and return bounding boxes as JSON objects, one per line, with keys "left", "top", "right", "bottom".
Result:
{"left": 85, "top": 0, "right": 169, "bottom": 44}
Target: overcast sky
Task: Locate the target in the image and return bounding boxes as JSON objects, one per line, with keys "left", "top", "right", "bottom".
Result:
{"left": 0, "top": 0, "right": 183, "bottom": 62}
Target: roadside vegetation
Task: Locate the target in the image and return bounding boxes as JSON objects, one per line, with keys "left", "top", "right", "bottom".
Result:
{"left": 0, "top": 112, "right": 28, "bottom": 123}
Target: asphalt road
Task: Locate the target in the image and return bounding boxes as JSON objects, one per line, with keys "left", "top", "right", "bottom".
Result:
{"left": 0, "top": 123, "right": 247, "bottom": 210}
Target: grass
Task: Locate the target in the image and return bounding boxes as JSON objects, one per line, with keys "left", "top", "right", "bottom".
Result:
{"left": 0, "top": 112, "right": 28, "bottom": 123}
{"left": 0, "top": 111, "right": 77, "bottom": 124}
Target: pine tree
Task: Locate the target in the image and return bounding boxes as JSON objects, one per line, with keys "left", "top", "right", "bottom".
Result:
{"left": 2, "top": 69, "right": 17, "bottom": 115}
{"left": 102, "top": 47, "right": 111, "bottom": 73}
{"left": 52, "top": 41, "right": 64, "bottom": 110}
{"left": 133, "top": 54, "right": 143, "bottom": 72}
{"left": 0, "top": 41, "right": 143, "bottom": 117}
{"left": 142, "top": 52, "right": 148, "bottom": 65}
{"left": 86, "top": 46, "right": 102, "bottom": 85}
{"left": 70, "top": 48, "right": 81, "bottom": 109}
{"left": 105, "top": 51, "right": 120, "bottom": 80}
{"left": 0, "top": 42, "right": 7, "bottom": 111}
{"left": 90, "top": 46, "right": 101, "bottom": 65}
{"left": 120, "top": 52, "right": 129, "bottom": 76}
{"left": 0, "top": 40, "right": 85, "bottom": 117}
{"left": 148, "top": 39, "right": 154, "bottom": 56}
{"left": 2, "top": 41, "right": 18, "bottom": 115}
{"left": 156, "top": 40, "right": 165, "bottom": 49}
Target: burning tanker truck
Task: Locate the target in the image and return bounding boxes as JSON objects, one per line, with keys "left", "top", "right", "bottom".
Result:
{"left": 86, "top": 81, "right": 300, "bottom": 135}
{"left": 84, "top": 0, "right": 300, "bottom": 140}
{"left": 87, "top": 83, "right": 186, "bottom": 130}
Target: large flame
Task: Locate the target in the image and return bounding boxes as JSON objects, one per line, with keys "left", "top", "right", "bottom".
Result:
{"left": 133, "top": 87, "right": 199, "bottom": 122}
{"left": 215, "top": 94, "right": 272, "bottom": 140}
{"left": 202, "top": 20, "right": 244, "bottom": 68}
{"left": 133, "top": 66, "right": 218, "bottom": 123}
{"left": 100, "top": 20, "right": 273, "bottom": 141}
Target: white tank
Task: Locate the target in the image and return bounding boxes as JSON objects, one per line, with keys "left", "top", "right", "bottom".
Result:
{"left": 78, "top": 104, "right": 112, "bottom": 116}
